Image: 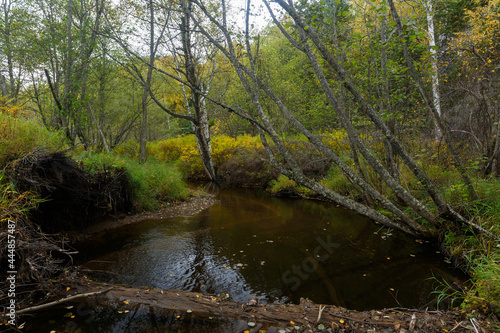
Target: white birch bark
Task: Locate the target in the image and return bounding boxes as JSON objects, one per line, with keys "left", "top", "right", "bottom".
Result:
{"left": 425, "top": 0, "right": 443, "bottom": 140}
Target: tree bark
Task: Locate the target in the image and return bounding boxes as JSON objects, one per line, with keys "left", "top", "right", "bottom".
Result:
{"left": 425, "top": 0, "right": 443, "bottom": 141}
{"left": 180, "top": 0, "right": 219, "bottom": 183}
{"left": 140, "top": 0, "right": 156, "bottom": 163}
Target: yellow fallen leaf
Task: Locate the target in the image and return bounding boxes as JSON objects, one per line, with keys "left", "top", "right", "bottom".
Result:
{"left": 66, "top": 287, "right": 70, "bottom": 291}
{"left": 70, "top": 315, "right": 75, "bottom": 319}
{"left": 340, "top": 319, "right": 345, "bottom": 324}
{"left": 290, "top": 321, "right": 295, "bottom": 324}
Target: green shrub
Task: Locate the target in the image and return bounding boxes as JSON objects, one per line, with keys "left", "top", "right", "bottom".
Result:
{"left": 319, "top": 167, "right": 356, "bottom": 197}
{"left": 114, "top": 140, "right": 140, "bottom": 159}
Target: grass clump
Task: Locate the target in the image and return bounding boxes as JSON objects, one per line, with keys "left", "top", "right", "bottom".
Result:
{"left": 267, "top": 175, "right": 314, "bottom": 197}
{"left": 0, "top": 113, "right": 67, "bottom": 165}
{"left": 76, "top": 152, "right": 189, "bottom": 211}
{"left": 466, "top": 253, "right": 500, "bottom": 314}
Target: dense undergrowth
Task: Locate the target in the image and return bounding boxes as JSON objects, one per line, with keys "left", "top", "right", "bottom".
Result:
{"left": 1, "top": 112, "right": 500, "bottom": 319}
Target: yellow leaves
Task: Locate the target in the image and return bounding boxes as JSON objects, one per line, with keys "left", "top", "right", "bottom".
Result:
{"left": 451, "top": 0, "right": 500, "bottom": 72}
{"left": 0, "top": 97, "right": 24, "bottom": 117}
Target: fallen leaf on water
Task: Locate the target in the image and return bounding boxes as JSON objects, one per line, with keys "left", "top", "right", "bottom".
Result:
{"left": 63, "top": 312, "right": 73, "bottom": 318}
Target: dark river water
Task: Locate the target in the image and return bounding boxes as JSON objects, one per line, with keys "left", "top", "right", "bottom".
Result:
{"left": 22, "top": 188, "right": 467, "bottom": 332}
{"left": 79, "top": 188, "right": 465, "bottom": 309}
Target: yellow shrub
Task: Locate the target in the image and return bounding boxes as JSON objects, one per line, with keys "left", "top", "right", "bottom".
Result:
{"left": 147, "top": 134, "right": 264, "bottom": 179}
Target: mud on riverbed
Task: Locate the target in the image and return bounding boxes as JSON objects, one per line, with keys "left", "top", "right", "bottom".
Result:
{"left": 71, "top": 192, "right": 219, "bottom": 241}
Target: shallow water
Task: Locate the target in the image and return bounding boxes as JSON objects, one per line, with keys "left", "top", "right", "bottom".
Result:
{"left": 78, "top": 188, "right": 466, "bottom": 310}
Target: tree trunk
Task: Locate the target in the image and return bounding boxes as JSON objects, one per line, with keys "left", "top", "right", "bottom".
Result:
{"left": 139, "top": 0, "right": 157, "bottom": 163}
{"left": 180, "top": 0, "right": 218, "bottom": 183}
{"left": 425, "top": 0, "right": 443, "bottom": 141}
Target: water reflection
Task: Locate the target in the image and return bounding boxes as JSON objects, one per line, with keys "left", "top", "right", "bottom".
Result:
{"left": 22, "top": 300, "right": 260, "bottom": 333}
{"left": 79, "top": 188, "right": 466, "bottom": 310}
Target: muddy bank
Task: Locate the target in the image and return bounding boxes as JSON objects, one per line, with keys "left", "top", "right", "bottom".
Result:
{"left": 70, "top": 192, "right": 218, "bottom": 241}
{"left": 13, "top": 270, "right": 493, "bottom": 333}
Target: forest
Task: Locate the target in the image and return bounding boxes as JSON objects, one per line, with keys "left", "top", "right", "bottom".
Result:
{"left": 1, "top": 0, "right": 500, "bottom": 331}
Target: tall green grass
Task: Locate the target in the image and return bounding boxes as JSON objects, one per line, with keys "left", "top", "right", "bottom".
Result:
{"left": 75, "top": 152, "right": 189, "bottom": 211}
{"left": 0, "top": 113, "right": 67, "bottom": 166}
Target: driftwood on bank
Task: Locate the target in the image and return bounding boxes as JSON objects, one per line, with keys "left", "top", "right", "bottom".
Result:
{"left": 14, "top": 281, "right": 482, "bottom": 333}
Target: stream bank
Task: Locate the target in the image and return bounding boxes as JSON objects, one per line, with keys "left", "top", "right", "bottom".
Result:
{"left": 13, "top": 270, "right": 490, "bottom": 333}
